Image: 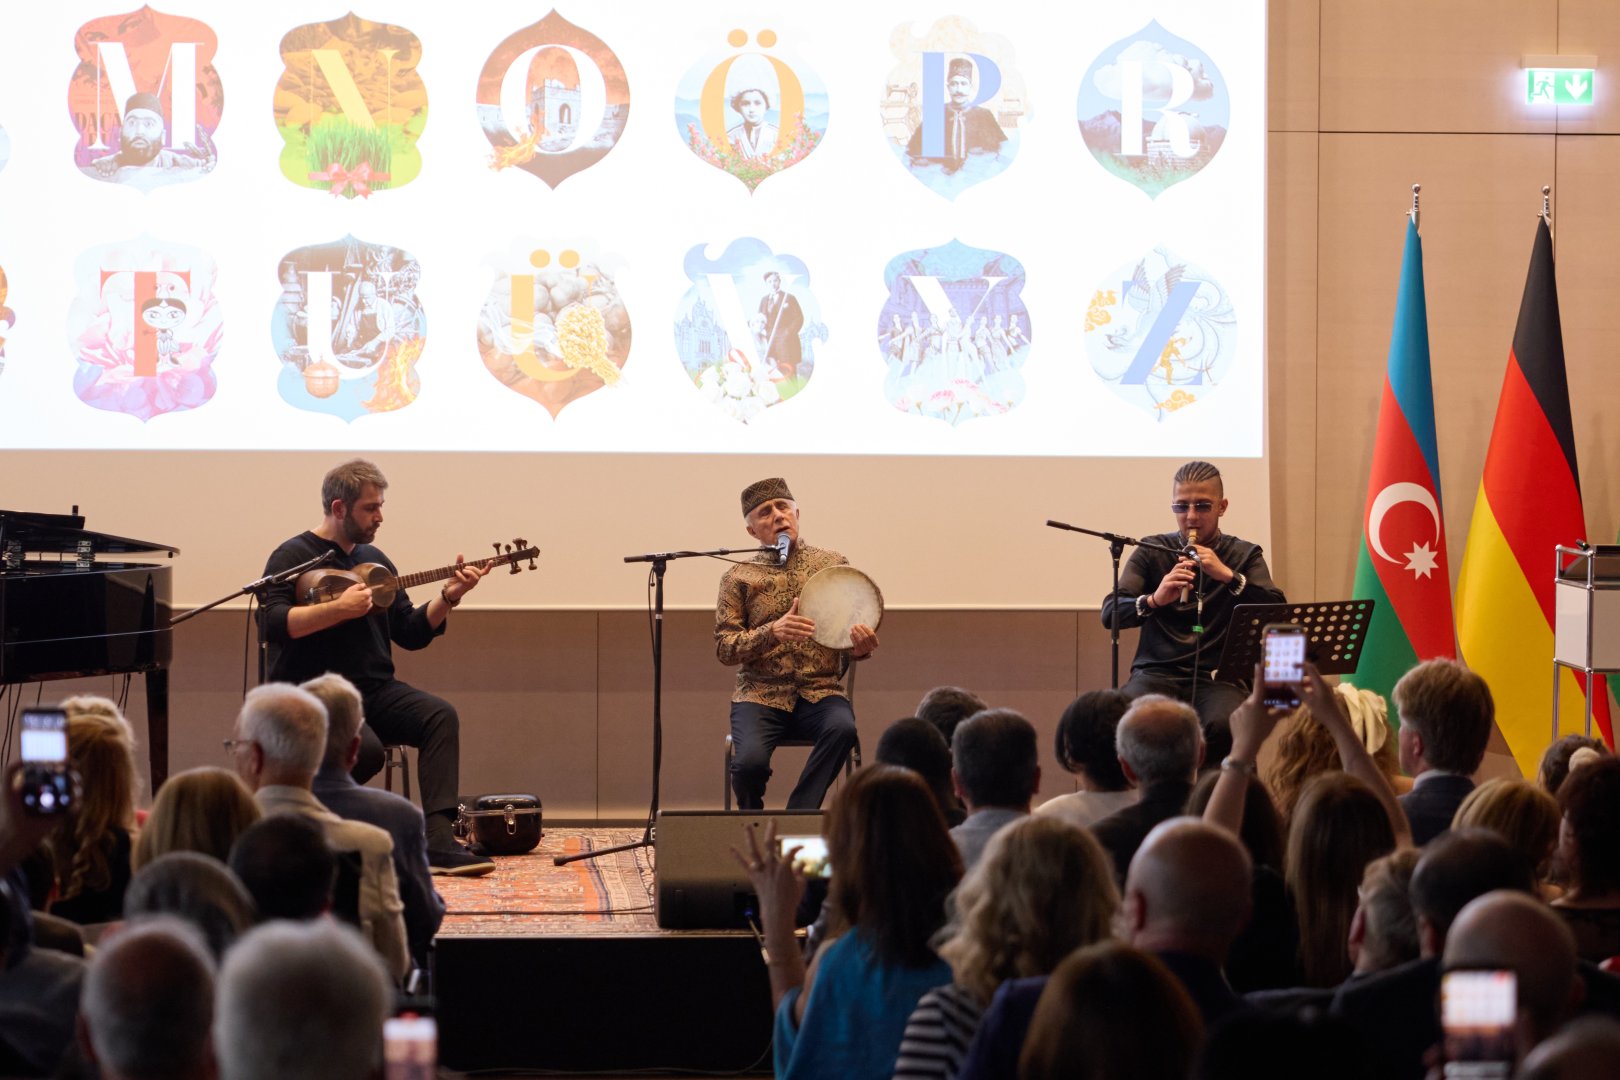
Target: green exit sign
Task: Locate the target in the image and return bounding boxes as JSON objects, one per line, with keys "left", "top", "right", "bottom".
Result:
{"left": 1527, "top": 69, "right": 1594, "bottom": 105}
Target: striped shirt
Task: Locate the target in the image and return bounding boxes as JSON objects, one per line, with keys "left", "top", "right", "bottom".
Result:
{"left": 892, "top": 982, "right": 985, "bottom": 1080}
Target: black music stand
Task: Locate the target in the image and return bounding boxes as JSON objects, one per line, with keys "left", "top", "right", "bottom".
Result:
{"left": 1216, "top": 599, "right": 1377, "bottom": 678}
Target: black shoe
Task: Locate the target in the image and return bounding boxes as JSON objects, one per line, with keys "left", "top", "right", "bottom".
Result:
{"left": 428, "top": 846, "right": 496, "bottom": 877}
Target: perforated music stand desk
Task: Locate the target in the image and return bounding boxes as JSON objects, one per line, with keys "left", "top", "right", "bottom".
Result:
{"left": 1216, "top": 599, "right": 1376, "bottom": 678}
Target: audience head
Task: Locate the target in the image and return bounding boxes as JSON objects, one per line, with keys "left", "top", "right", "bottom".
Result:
{"left": 1054, "top": 690, "right": 1131, "bottom": 792}
{"left": 1286, "top": 772, "right": 1397, "bottom": 986}
{"left": 50, "top": 701, "right": 139, "bottom": 902}
{"left": 951, "top": 708, "right": 1039, "bottom": 812}
{"left": 1268, "top": 686, "right": 1399, "bottom": 822}
{"left": 215, "top": 920, "right": 391, "bottom": 1080}
{"left": 80, "top": 917, "right": 215, "bottom": 1080}
{"left": 231, "top": 683, "right": 327, "bottom": 789}
{"left": 134, "top": 766, "right": 261, "bottom": 870}
{"left": 1115, "top": 695, "right": 1203, "bottom": 788}
{"left": 1348, "top": 848, "right": 1422, "bottom": 975}
{"left": 941, "top": 816, "right": 1119, "bottom": 1005}
{"left": 874, "top": 717, "right": 959, "bottom": 821}
{"left": 301, "top": 673, "right": 365, "bottom": 772}
{"left": 228, "top": 814, "right": 336, "bottom": 921}
{"left": 1020, "top": 942, "right": 1202, "bottom": 1080}
{"left": 1453, "top": 777, "right": 1560, "bottom": 877}
{"left": 1518, "top": 1017, "right": 1620, "bottom": 1080}
{"left": 915, "top": 686, "right": 987, "bottom": 747}
{"left": 1392, "top": 659, "right": 1494, "bottom": 777}
{"left": 1187, "top": 769, "right": 1285, "bottom": 872}
{"left": 1443, "top": 890, "right": 1582, "bottom": 1060}
{"left": 1123, "top": 817, "right": 1252, "bottom": 963}
{"left": 1409, "top": 828, "right": 1537, "bottom": 956}
{"left": 124, "top": 852, "right": 257, "bottom": 959}
{"left": 1538, "top": 734, "right": 1609, "bottom": 796}
{"left": 1556, "top": 754, "right": 1620, "bottom": 899}
{"left": 1195, "top": 1009, "right": 1370, "bottom": 1080}
{"left": 826, "top": 764, "right": 961, "bottom": 968}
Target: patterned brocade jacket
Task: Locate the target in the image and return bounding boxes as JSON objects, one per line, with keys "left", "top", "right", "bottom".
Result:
{"left": 715, "top": 540, "right": 851, "bottom": 709}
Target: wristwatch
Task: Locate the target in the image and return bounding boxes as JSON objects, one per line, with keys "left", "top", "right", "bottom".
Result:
{"left": 1135, "top": 594, "right": 1153, "bottom": 618}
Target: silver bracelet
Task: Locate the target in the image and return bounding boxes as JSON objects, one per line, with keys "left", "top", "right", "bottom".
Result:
{"left": 1229, "top": 572, "right": 1247, "bottom": 596}
{"left": 1135, "top": 594, "right": 1153, "bottom": 618}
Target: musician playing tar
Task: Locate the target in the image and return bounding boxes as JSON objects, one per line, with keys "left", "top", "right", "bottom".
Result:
{"left": 1100, "top": 460, "right": 1287, "bottom": 763}
{"left": 717, "top": 478, "right": 876, "bottom": 810}
{"left": 259, "top": 459, "right": 492, "bottom": 875}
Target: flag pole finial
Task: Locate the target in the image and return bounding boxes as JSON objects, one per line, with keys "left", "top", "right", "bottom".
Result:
{"left": 1409, "top": 184, "right": 1421, "bottom": 229}
{"left": 1542, "top": 185, "right": 1553, "bottom": 225}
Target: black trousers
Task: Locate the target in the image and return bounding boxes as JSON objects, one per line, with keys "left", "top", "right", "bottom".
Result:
{"left": 729, "top": 696, "right": 858, "bottom": 810}
{"left": 1120, "top": 670, "right": 1245, "bottom": 766}
{"left": 352, "top": 680, "right": 460, "bottom": 845}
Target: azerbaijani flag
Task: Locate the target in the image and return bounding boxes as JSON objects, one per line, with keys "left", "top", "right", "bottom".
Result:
{"left": 1347, "top": 219, "right": 1455, "bottom": 707}
{"left": 1456, "top": 217, "right": 1612, "bottom": 775}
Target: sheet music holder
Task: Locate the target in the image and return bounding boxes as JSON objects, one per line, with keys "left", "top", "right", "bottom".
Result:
{"left": 1216, "top": 599, "right": 1376, "bottom": 678}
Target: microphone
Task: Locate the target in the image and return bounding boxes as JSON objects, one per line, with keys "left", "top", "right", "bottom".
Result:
{"left": 774, "top": 532, "right": 791, "bottom": 566}
{"left": 1181, "top": 528, "right": 1198, "bottom": 604}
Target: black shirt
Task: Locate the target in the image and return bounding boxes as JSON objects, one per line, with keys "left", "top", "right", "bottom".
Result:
{"left": 259, "top": 531, "right": 443, "bottom": 691}
{"left": 1100, "top": 531, "right": 1286, "bottom": 683}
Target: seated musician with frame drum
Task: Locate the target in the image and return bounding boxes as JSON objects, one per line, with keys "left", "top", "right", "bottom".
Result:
{"left": 716, "top": 478, "right": 879, "bottom": 810}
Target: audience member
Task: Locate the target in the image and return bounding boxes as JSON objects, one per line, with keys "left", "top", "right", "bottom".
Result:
{"left": 0, "top": 879, "right": 84, "bottom": 1076}
{"left": 1267, "top": 683, "right": 1404, "bottom": 824}
{"left": 1552, "top": 755, "right": 1620, "bottom": 962}
{"left": 735, "top": 765, "right": 960, "bottom": 1080}
{"left": 1037, "top": 690, "right": 1136, "bottom": 829}
{"left": 214, "top": 920, "right": 392, "bottom": 1080}
{"left": 133, "top": 766, "right": 260, "bottom": 870}
{"left": 949, "top": 710, "right": 1039, "bottom": 871}
{"left": 78, "top": 917, "right": 214, "bottom": 1080}
{"left": 228, "top": 813, "right": 337, "bottom": 922}
{"left": 916, "top": 687, "right": 987, "bottom": 749}
{"left": 1537, "top": 734, "right": 1609, "bottom": 797}
{"left": 1347, "top": 848, "right": 1422, "bottom": 977}
{"left": 875, "top": 718, "right": 963, "bottom": 826}
{"left": 39, "top": 701, "right": 139, "bottom": 924}
{"left": 1392, "top": 659, "right": 1493, "bottom": 845}
{"left": 1442, "top": 890, "right": 1583, "bottom": 1069}
{"left": 1195, "top": 1009, "right": 1372, "bottom": 1080}
{"left": 1452, "top": 777, "right": 1560, "bottom": 887}
{"left": 123, "top": 852, "right": 256, "bottom": 958}
{"left": 893, "top": 816, "right": 1117, "bottom": 1080}
{"left": 1091, "top": 695, "right": 1203, "bottom": 883}
{"left": 1518, "top": 1016, "right": 1620, "bottom": 1080}
{"left": 304, "top": 672, "right": 445, "bottom": 967}
{"left": 1019, "top": 943, "right": 1203, "bottom": 1080}
{"left": 227, "top": 683, "right": 407, "bottom": 980}
{"left": 1287, "top": 773, "right": 1397, "bottom": 987}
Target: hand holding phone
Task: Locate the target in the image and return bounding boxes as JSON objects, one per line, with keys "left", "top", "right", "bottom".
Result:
{"left": 1261, "top": 624, "right": 1307, "bottom": 708}
{"left": 16, "top": 709, "right": 75, "bottom": 817}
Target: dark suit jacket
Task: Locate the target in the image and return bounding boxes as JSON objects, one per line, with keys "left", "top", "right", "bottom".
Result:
{"left": 313, "top": 764, "right": 445, "bottom": 965}
{"left": 1091, "top": 780, "right": 1194, "bottom": 885}
{"left": 1398, "top": 773, "right": 1475, "bottom": 846}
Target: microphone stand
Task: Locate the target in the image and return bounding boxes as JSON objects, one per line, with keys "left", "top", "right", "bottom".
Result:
{"left": 555, "top": 542, "right": 776, "bottom": 867}
{"left": 171, "top": 550, "right": 339, "bottom": 685}
{"left": 1046, "top": 521, "right": 1186, "bottom": 689}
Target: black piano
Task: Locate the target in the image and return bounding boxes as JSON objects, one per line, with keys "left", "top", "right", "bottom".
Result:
{"left": 0, "top": 508, "right": 177, "bottom": 788}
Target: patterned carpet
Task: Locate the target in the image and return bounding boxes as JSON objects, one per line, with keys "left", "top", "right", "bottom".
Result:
{"left": 435, "top": 828, "right": 659, "bottom": 936}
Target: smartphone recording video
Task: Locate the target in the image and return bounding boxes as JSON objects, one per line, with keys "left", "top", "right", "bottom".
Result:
{"left": 1441, "top": 968, "right": 1516, "bottom": 1078}
{"left": 1261, "top": 624, "right": 1306, "bottom": 708}
{"left": 17, "top": 708, "right": 73, "bottom": 816}
{"left": 780, "top": 835, "right": 831, "bottom": 879}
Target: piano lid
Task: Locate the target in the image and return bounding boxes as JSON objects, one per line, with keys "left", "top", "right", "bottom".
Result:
{"left": 0, "top": 509, "right": 179, "bottom": 558}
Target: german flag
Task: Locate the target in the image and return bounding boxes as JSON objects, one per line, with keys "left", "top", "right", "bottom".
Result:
{"left": 1457, "top": 217, "right": 1611, "bottom": 775}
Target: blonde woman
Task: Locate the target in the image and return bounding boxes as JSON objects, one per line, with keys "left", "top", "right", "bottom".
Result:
{"left": 43, "top": 698, "right": 139, "bottom": 923}
{"left": 1267, "top": 684, "right": 1405, "bottom": 825}
{"left": 892, "top": 816, "right": 1119, "bottom": 1080}
{"left": 134, "top": 766, "right": 262, "bottom": 869}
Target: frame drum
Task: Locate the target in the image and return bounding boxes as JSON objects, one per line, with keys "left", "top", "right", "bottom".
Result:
{"left": 799, "top": 565, "right": 884, "bottom": 649}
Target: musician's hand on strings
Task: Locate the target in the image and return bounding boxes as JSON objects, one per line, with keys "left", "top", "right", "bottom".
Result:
{"left": 443, "top": 554, "right": 488, "bottom": 604}
{"left": 333, "top": 583, "right": 374, "bottom": 620}
{"left": 850, "top": 623, "right": 879, "bottom": 659}
{"left": 771, "top": 598, "right": 816, "bottom": 644}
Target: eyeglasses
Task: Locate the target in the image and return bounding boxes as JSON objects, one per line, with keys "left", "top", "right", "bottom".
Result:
{"left": 1171, "top": 501, "right": 1216, "bottom": 514}
{"left": 221, "top": 738, "right": 249, "bottom": 754}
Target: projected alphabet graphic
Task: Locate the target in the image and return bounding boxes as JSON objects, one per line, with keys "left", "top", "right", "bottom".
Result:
{"left": 67, "top": 238, "right": 222, "bottom": 421}
{"left": 274, "top": 14, "right": 426, "bottom": 198}
{"left": 674, "top": 238, "right": 826, "bottom": 423}
{"left": 0, "top": 264, "right": 13, "bottom": 370}
{"left": 882, "top": 17, "right": 1028, "bottom": 200}
{"left": 476, "top": 11, "right": 630, "bottom": 189}
{"left": 68, "top": 6, "right": 222, "bottom": 191}
{"left": 1084, "top": 246, "right": 1237, "bottom": 420}
{"left": 674, "top": 28, "right": 827, "bottom": 193}
{"left": 271, "top": 236, "right": 426, "bottom": 420}
{"left": 1077, "top": 21, "right": 1228, "bottom": 198}
{"left": 876, "top": 240, "right": 1030, "bottom": 427}
{"left": 478, "top": 244, "right": 632, "bottom": 419}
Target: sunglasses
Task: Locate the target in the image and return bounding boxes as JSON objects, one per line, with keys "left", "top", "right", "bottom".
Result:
{"left": 1170, "top": 501, "right": 1217, "bottom": 514}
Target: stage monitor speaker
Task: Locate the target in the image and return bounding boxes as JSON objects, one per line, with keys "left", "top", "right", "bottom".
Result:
{"left": 654, "top": 809, "right": 824, "bottom": 930}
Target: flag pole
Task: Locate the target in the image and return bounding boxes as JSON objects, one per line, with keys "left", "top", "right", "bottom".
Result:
{"left": 1409, "top": 183, "right": 1420, "bottom": 229}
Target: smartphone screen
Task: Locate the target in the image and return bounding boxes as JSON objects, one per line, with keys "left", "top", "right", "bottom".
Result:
{"left": 1261, "top": 625, "right": 1306, "bottom": 707}
{"left": 383, "top": 1014, "right": 436, "bottom": 1080}
{"left": 21, "top": 709, "right": 68, "bottom": 764}
{"left": 17, "top": 709, "right": 73, "bottom": 816}
{"left": 1441, "top": 969, "right": 1516, "bottom": 1078}
{"left": 780, "top": 835, "right": 831, "bottom": 879}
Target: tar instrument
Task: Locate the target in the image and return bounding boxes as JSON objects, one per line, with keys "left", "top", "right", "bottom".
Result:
{"left": 295, "top": 539, "right": 539, "bottom": 610}
{"left": 799, "top": 565, "right": 884, "bottom": 650}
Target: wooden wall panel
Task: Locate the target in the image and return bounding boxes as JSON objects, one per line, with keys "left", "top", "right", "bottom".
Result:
{"left": 1269, "top": 0, "right": 1321, "bottom": 133}
{"left": 1556, "top": 0, "right": 1620, "bottom": 134}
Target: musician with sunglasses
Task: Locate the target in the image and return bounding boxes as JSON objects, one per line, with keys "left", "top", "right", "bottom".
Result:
{"left": 1100, "top": 461, "right": 1286, "bottom": 761}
